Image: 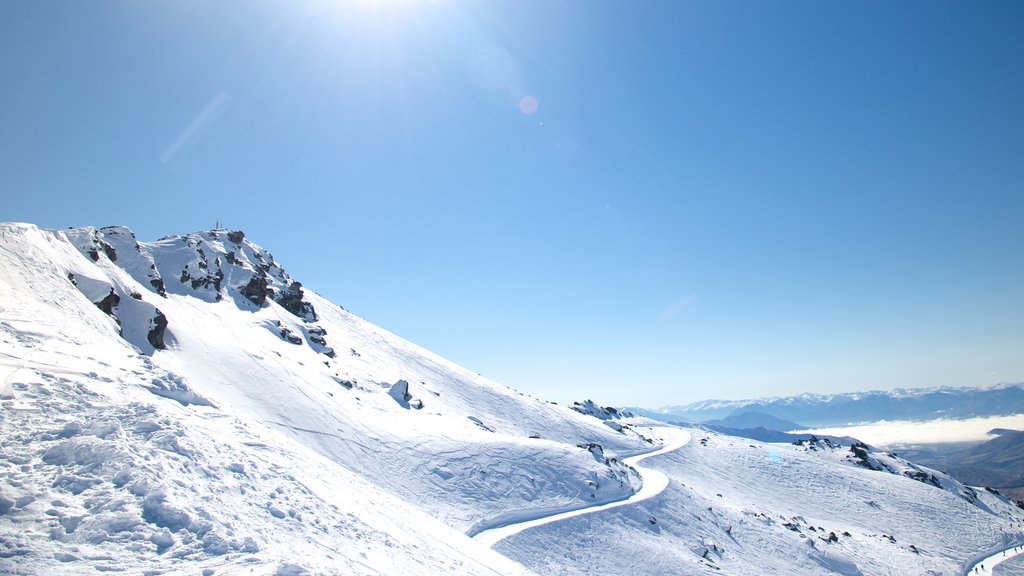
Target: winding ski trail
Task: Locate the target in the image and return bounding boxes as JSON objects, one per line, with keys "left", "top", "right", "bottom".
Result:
{"left": 472, "top": 426, "right": 691, "bottom": 547}
{"left": 968, "top": 541, "right": 1024, "bottom": 576}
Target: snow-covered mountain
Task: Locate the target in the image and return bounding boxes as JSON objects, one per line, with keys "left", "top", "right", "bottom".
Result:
{"left": 2, "top": 223, "right": 1023, "bottom": 575}
{"left": 633, "top": 384, "right": 1024, "bottom": 427}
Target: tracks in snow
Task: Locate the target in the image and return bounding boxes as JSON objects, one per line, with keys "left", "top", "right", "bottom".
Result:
{"left": 967, "top": 539, "right": 1024, "bottom": 576}
{"left": 471, "top": 426, "right": 691, "bottom": 547}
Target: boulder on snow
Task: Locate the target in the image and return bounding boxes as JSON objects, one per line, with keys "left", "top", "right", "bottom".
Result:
{"left": 275, "top": 282, "right": 318, "bottom": 321}
{"left": 95, "top": 288, "right": 120, "bottom": 316}
{"left": 147, "top": 309, "right": 169, "bottom": 350}
{"left": 241, "top": 271, "right": 272, "bottom": 306}
{"left": 388, "top": 380, "right": 424, "bottom": 410}
{"left": 389, "top": 380, "right": 412, "bottom": 407}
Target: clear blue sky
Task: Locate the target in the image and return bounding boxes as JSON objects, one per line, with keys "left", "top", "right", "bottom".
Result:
{"left": 3, "top": 1, "right": 1023, "bottom": 407}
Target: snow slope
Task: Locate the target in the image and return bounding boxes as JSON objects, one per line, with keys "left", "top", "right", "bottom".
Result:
{"left": 472, "top": 426, "right": 690, "bottom": 547}
{"left": 3, "top": 223, "right": 1022, "bottom": 575}
{"left": 494, "top": 431, "right": 1024, "bottom": 575}
{"left": 0, "top": 224, "right": 534, "bottom": 575}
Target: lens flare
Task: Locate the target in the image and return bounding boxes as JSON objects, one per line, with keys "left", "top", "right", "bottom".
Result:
{"left": 518, "top": 95, "right": 538, "bottom": 115}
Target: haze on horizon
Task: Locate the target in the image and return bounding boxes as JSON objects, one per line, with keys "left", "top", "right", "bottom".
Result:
{"left": 2, "top": 1, "right": 1022, "bottom": 407}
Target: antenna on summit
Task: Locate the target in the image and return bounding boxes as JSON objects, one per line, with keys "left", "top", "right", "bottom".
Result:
{"left": 215, "top": 219, "right": 221, "bottom": 230}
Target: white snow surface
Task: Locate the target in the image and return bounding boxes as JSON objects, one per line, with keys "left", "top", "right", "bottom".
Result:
{"left": 2, "top": 223, "right": 1023, "bottom": 575}
{"left": 492, "top": 432, "right": 1024, "bottom": 575}
{"left": 472, "top": 426, "right": 690, "bottom": 547}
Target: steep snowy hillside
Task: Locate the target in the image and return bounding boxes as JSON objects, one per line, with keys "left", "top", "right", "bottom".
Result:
{"left": 4, "top": 222, "right": 1023, "bottom": 576}
{"left": 0, "top": 223, "right": 649, "bottom": 574}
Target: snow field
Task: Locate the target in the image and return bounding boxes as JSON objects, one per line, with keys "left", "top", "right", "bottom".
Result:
{"left": 1, "top": 223, "right": 657, "bottom": 573}
{"left": 495, "top": 430, "right": 1024, "bottom": 575}
{"left": 5, "top": 223, "right": 1023, "bottom": 576}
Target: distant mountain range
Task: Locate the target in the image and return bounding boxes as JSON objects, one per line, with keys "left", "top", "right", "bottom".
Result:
{"left": 629, "top": 384, "right": 1024, "bottom": 427}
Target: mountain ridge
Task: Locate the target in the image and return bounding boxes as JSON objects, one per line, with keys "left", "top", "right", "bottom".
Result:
{"left": 630, "top": 383, "right": 1024, "bottom": 427}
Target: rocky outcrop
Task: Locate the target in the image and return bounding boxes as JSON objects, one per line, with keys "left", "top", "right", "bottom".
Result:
{"left": 148, "top": 309, "right": 168, "bottom": 350}
{"left": 240, "top": 271, "right": 271, "bottom": 306}
{"left": 275, "top": 282, "right": 317, "bottom": 322}
{"left": 305, "top": 326, "right": 334, "bottom": 357}
{"left": 571, "top": 400, "right": 633, "bottom": 421}
{"left": 96, "top": 288, "right": 120, "bottom": 316}
{"left": 388, "top": 380, "right": 424, "bottom": 410}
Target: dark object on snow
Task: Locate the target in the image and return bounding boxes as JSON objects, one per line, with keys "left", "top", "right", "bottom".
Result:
{"left": 279, "top": 327, "right": 302, "bottom": 345}
{"left": 241, "top": 271, "right": 272, "bottom": 306}
{"left": 849, "top": 442, "right": 884, "bottom": 471}
{"left": 389, "top": 380, "right": 424, "bottom": 410}
{"left": 306, "top": 326, "right": 334, "bottom": 357}
{"left": 903, "top": 469, "right": 942, "bottom": 488}
{"left": 148, "top": 309, "right": 168, "bottom": 350}
{"left": 275, "top": 281, "right": 318, "bottom": 321}
{"left": 150, "top": 277, "right": 167, "bottom": 297}
{"left": 96, "top": 288, "right": 120, "bottom": 316}
{"left": 100, "top": 241, "right": 117, "bottom": 262}
{"left": 227, "top": 230, "right": 245, "bottom": 244}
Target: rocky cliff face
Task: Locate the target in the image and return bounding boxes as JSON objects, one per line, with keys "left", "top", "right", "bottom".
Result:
{"left": 58, "top": 226, "right": 330, "bottom": 357}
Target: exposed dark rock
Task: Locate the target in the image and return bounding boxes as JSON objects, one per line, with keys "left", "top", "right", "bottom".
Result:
{"left": 571, "top": 399, "right": 634, "bottom": 420}
{"left": 306, "top": 326, "right": 334, "bottom": 356}
{"left": 903, "top": 469, "right": 942, "bottom": 488}
{"left": 792, "top": 435, "right": 839, "bottom": 451}
{"left": 87, "top": 248, "right": 100, "bottom": 261}
{"left": 148, "top": 309, "right": 168, "bottom": 350}
{"left": 100, "top": 241, "right": 117, "bottom": 262}
{"left": 241, "top": 272, "right": 271, "bottom": 306}
{"left": 577, "top": 442, "right": 609, "bottom": 463}
{"left": 961, "top": 486, "right": 978, "bottom": 505}
{"left": 275, "top": 281, "right": 318, "bottom": 321}
{"left": 308, "top": 326, "right": 328, "bottom": 343}
{"left": 130, "top": 292, "right": 142, "bottom": 300}
{"left": 67, "top": 272, "right": 77, "bottom": 286}
{"left": 849, "top": 442, "right": 884, "bottom": 471}
{"left": 227, "top": 230, "right": 245, "bottom": 244}
{"left": 96, "top": 288, "right": 120, "bottom": 316}
{"left": 150, "top": 278, "right": 167, "bottom": 297}
{"left": 279, "top": 327, "right": 302, "bottom": 345}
